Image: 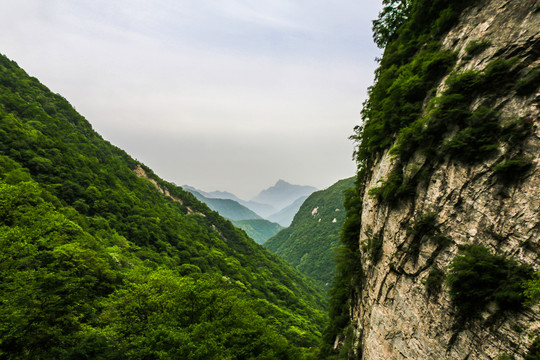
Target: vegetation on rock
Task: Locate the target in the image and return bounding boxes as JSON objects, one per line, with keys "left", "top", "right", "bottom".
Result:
{"left": 446, "top": 245, "right": 533, "bottom": 321}
{"left": 324, "top": 0, "right": 538, "bottom": 357}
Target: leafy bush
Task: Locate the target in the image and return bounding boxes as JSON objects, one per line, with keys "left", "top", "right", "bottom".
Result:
{"left": 524, "top": 271, "right": 540, "bottom": 306}
{"left": 446, "top": 245, "right": 533, "bottom": 321}
{"left": 318, "top": 177, "right": 364, "bottom": 358}
{"left": 372, "top": 0, "right": 412, "bottom": 49}
{"left": 368, "top": 167, "right": 416, "bottom": 204}
{"left": 443, "top": 106, "right": 501, "bottom": 163}
{"left": 465, "top": 39, "right": 491, "bottom": 56}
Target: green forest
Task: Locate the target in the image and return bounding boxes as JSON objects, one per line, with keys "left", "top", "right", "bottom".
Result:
{"left": 264, "top": 177, "right": 354, "bottom": 288}
{"left": 0, "top": 53, "right": 327, "bottom": 359}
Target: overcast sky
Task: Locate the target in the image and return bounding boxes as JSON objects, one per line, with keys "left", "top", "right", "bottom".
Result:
{"left": 0, "top": 0, "right": 382, "bottom": 199}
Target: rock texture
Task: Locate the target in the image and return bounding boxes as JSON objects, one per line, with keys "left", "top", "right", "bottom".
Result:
{"left": 351, "top": 1, "right": 539, "bottom": 359}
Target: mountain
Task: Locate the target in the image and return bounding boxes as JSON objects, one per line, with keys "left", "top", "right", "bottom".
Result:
{"left": 264, "top": 177, "right": 354, "bottom": 287}
{"left": 252, "top": 180, "right": 317, "bottom": 212}
{"left": 268, "top": 195, "right": 309, "bottom": 227}
{"left": 184, "top": 185, "right": 276, "bottom": 218}
{"left": 322, "top": 0, "right": 540, "bottom": 358}
{"left": 231, "top": 219, "right": 283, "bottom": 244}
{"left": 0, "top": 53, "right": 327, "bottom": 358}
{"left": 182, "top": 186, "right": 261, "bottom": 220}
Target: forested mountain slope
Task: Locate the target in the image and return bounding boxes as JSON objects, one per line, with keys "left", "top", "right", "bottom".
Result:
{"left": 265, "top": 177, "right": 354, "bottom": 288}
{"left": 0, "top": 53, "right": 327, "bottom": 359}
{"left": 231, "top": 219, "right": 284, "bottom": 244}
{"left": 322, "top": 0, "right": 540, "bottom": 359}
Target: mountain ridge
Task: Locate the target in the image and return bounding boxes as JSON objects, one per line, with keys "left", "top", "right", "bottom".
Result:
{"left": 0, "top": 52, "right": 326, "bottom": 358}
{"left": 183, "top": 184, "right": 277, "bottom": 218}
{"left": 252, "top": 179, "right": 317, "bottom": 213}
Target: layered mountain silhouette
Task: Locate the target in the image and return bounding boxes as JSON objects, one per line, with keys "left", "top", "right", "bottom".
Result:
{"left": 268, "top": 195, "right": 309, "bottom": 227}
{"left": 252, "top": 180, "right": 317, "bottom": 212}
{"left": 184, "top": 180, "right": 317, "bottom": 231}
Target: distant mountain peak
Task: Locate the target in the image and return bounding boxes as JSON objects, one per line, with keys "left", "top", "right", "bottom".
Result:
{"left": 252, "top": 180, "right": 317, "bottom": 212}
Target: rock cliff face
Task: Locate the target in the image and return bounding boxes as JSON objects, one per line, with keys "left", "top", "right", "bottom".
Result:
{"left": 349, "top": 1, "right": 539, "bottom": 359}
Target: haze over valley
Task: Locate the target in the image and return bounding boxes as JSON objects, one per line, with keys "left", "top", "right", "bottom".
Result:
{"left": 1, "top": 1, "right": 538, "bottom": 359}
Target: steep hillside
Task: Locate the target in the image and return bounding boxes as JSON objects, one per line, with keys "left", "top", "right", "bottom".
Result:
{"left": 323, "top": 0, "right": 539, "bottom": 359}
{"left": 231, "top": 219, "right": 284, "bottom": 244}
{"left": 265, "top": 177, "right": 354, "bottom": 288}
{"left": 183, "top": 186, "right": 262, "bottom": 220}
{"left": 252, "top": 180, "right": 317, "bottom": 211}
{"left": 0, "top": 53, "right": 327, "bottom": 358}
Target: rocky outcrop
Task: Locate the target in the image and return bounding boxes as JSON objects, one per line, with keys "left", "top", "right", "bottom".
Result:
{"left": 351, "top": 1, "right": 539, "bottom": 359}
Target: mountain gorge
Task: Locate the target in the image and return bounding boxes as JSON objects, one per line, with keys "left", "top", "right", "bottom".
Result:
{"left": 265, "top": 177, "right": 354, "bottom": 288}
{"left": 1, "top": 0, "right": 539, "bottom": 358}
{"left": 322, "top": 0, "right": 540, "bottom": 358}
{"left": 0, "top": 53, "right": 327, "bottom": 359}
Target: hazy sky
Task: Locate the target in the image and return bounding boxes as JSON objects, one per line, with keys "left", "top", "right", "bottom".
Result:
{"left": 0, "top": 0, "right": 382, "bottom": 199}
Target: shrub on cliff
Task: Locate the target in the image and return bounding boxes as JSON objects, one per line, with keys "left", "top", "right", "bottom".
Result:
{"left": 446, "top": 245, "right": 533, "bottom": 320}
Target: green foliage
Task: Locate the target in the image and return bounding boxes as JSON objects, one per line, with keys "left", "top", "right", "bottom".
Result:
{"left": 497, "top": 354, "right": 516, "bottom": 360}
{"left": 446, "top": 245, "right": 533, "bottom": 322}
{"left": 318, "top": 176, "right": 364, "bottom": 359}
{"left": 372, "top": 0, "right": 412, "bottom": 48}
{"left": 465, "top": 39, "right": 491, "bottom": 56}
{"left": 443, "top": 106, "right": 501, "bottom": 162}
{"left": 368, "top": 167, "right": 415, "bottom": 205}
{"left": 524, "top": 271, "right": 540, "bottom": 306}
{"left": 353, "top": 43, "right": 457, "bottom": 164}
{"left": 0, "top": 53, "right": 327, "bottom": 358}
{"left": 232, "top": 219, "right": 283, "bottom": 244}
{"left": 264, "top": 177, "right": 355, "bottom": 288}
{"left": 369, "top": 57, "right": 528, "bottom": 206}
{"left": 92, "top": 269, "right": 300, "bottom": 360}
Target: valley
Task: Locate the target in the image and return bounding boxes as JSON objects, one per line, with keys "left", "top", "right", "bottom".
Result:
{"left": 0, "top": 0, "right": 539, "bottom": 359}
